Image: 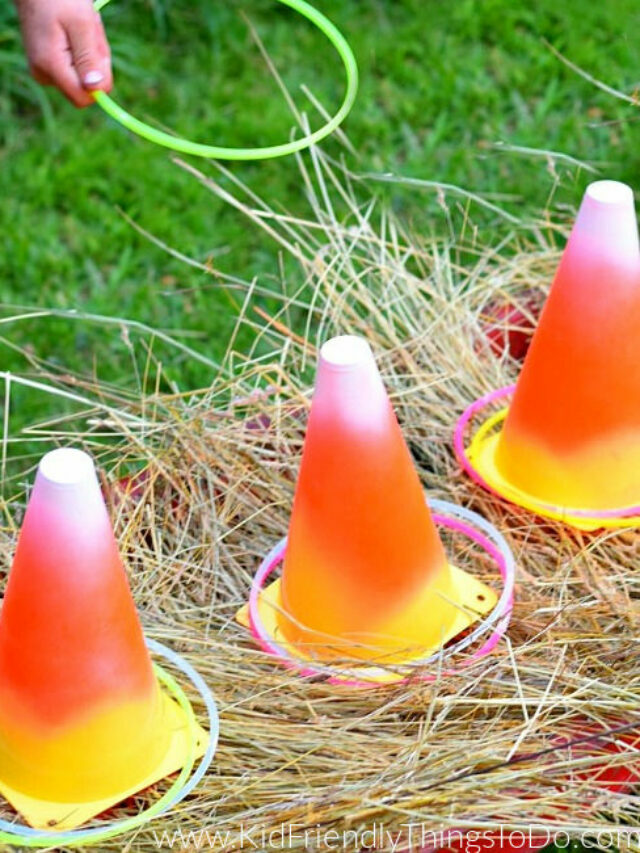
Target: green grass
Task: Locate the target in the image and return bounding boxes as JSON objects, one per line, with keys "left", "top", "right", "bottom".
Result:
{"left": 1, "top": 0, "right": 640, "bottom": 417}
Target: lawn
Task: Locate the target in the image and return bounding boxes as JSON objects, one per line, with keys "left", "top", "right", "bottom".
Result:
{"left": 0, "top": 0, "right": 639, "bottom": 418}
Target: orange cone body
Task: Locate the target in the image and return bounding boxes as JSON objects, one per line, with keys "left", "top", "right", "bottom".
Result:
{"left": 496, "top": 180, "right": 640, "bottom": 509}
{"left": 0, "top": 449, "right": 169, "bottom": 804}
{"left": 278, "top": 337, "right": 474, "bottom": 663}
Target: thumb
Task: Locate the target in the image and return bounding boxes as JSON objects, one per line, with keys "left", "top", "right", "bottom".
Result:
{"left": 65, "top": 7, "right": 107, "bottom": 91}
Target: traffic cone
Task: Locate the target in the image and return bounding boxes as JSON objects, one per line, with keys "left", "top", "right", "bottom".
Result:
{"left": 459, "top": 180, "right": 640, "bottom": 528}
{"left": 240, "top": 336, "right": 496, "bottom": 672}
{"left": 0, "top": 448, "right": 207, "bottom": 831}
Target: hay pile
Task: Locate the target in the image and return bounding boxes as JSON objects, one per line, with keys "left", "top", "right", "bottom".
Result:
{"left": 1, "top": 154, "right": 639, "bottom": 852}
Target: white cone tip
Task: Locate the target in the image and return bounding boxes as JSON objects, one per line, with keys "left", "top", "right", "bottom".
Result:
{"left": 320, "top": 335, "right": 374, "bottom": 370}
{"left": 38, "top": 448, "right": 96, "bottom": 487}
{"left": 570, "top": 179, "right": 639, "bottom": 262}
{"left": 584, "top": 180, "right": 634, "bottom": 207}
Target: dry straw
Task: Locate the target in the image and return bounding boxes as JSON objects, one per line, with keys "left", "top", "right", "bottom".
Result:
{"left": 0, "top": 148, "right": 639, "bottom": 852}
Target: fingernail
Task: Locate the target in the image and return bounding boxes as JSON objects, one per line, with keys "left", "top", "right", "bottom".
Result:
{"left": 83, "top": 70, "right": 104, "bottom": 88}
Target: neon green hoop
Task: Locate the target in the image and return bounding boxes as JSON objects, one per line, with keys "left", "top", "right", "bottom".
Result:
{"left": 92, "top": 0, "right": 358, "bottom": 160}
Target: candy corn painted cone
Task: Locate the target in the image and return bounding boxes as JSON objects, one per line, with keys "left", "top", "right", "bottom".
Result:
{"left": 238, "top": 336, "right": 499, "bottom": 677}
{"left": 0, "top": 449, "right": 207, "bottom": 830}
{"left": 498, "top": 180, "right": 640, "bottom": 508}
{"left": 457, "top": 180, "right": 640, "bottom": 529}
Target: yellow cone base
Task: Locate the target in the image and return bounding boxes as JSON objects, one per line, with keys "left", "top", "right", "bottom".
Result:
{"left": 0, "top": 689, "right": 209, "bottom": 831}
{"left": 237, "top": 564, "right": 496, "bottom": 684}
{"left": 468, "top": 408, "right": 640, "bottom": 532}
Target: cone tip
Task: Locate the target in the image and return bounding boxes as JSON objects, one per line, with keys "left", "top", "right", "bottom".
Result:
{"left": 320, "top": 335, "right": 373, "bottom": 371}
{"left": 585, "top": 180, "right": 634, "bottom": 207}
{"left": 38, "top": 448, "right": 96, "bottom": 487}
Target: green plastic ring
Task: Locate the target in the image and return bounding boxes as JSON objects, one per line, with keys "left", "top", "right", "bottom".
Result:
{"left": 92, "top": 0, "right": 359, "bottom": 160}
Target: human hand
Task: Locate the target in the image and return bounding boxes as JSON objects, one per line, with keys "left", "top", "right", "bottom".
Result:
{"left": 16, "top": 0, "right": 112, "bottom": 108}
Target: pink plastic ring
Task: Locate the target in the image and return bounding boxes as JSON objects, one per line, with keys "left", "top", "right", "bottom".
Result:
{"left": 455, "top": 385, "right": 640, "bottom": 522}
{"left": 248, "top": 499, "right": 515, "bottom": 687}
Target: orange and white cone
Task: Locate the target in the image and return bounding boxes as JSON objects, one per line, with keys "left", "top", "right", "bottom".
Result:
{"left": 239, "top": 336, "right": 500, "bottom": 680}
{"left": 0, "top": 448, "right": 207, "bottom": 830}
{"left": 457, "top": 180, "right": 640, "bottom": 529}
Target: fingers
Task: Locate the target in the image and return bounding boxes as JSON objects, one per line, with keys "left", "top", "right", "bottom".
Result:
{"left": 21, "top": 0, "right": 113, "bottom": 108}
{"left": 65, "top": 6, "right": 112, "bottom": 95}
{"left": 26, "top": 21, "right": 93, "bottom": 107}
{"left": 46, "top": 52, "right": 96, "bottom": 107}
{"left": 93, "top": 13, "right": 113, "bottom": 93}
